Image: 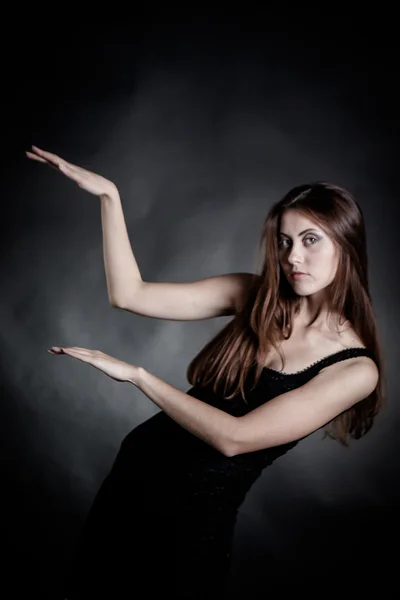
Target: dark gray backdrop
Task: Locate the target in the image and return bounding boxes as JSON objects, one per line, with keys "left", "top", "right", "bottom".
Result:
{"left": 1, "top": 21, "right": 398, "bottom": 598}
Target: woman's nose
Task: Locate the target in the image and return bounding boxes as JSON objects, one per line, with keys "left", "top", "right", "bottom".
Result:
{"left": 287, "top": 247, "right": 305, "bottom": 264}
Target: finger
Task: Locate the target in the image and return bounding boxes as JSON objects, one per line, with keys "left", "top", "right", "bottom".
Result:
{"left": 31, "top": 146, "right": 63, "bottom": 163}
{"left": 49, "top": 346, "right": 94, "bottom": 355}
{"left": 26, "top": 151, "right": 48, "bottom": 163}
{"left": 31, "top": 146, "right": 86, "bottom": 175}
{"left": 48, "top": 348, "right": 94, "bottom": 366}
{"left": 48, "top": 346, "right": 70, "bottom": 354}
{"left": 26, "top": 151, "right": 61, "bottom": 171}
{"left": 30, "top": 146, "right": 72, "bottom": 171}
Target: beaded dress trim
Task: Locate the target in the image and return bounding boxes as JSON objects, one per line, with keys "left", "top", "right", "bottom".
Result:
{"left": 261, "top": 347, "right": 375, "bottom": 378}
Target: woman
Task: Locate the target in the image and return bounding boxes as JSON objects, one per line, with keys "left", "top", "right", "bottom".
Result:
{"left": 27, "top": 147, "right": 386, "bottom": 598}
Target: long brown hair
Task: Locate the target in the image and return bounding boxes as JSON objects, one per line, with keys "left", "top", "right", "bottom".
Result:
{"left": 186, "top": 182, "right": 387, "bottom": 446}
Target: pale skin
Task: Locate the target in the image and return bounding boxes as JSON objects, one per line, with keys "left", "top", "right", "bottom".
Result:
{"left": 278, "top": 210, "right": 341, "bottom": 331}
{"left": 29, "top": 146, "right": 379, "bottom": 457}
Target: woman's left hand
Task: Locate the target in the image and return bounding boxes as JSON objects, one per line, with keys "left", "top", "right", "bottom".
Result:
{"left": 48, "top": 346, "right": 139, "bottom": 384}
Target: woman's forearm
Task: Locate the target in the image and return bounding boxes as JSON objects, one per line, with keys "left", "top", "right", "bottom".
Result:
{"left": 131, "top": 367, "right": 238, "bottom": 456}
{"left": 25, "top": 148, "right": 144, "bottom": 308}
{"left": 100, "top": 192, "right": 143, "bottom": 306}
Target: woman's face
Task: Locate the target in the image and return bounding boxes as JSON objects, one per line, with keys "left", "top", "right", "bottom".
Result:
{"left": 278, "top": 210, "right": 339, "bottom": 295}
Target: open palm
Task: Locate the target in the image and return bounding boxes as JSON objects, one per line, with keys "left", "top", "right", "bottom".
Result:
{"left": 48, "top": 346, "right": 138, "bottom": 383}
{"left": 26, "top": 146, "right": 118, "bottom": 198}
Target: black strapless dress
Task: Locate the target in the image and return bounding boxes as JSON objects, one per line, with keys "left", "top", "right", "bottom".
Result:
{"left": 64, "top": 347, "right": 376, "bottom": 599}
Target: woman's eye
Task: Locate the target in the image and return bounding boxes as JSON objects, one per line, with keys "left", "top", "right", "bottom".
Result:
{"left": 278, "top": 236, "right": 318, "bottom": 247}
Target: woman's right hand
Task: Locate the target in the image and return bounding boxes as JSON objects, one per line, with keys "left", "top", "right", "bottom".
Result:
{"left": 26, "top": 146, "right": 119, "bottom": 199}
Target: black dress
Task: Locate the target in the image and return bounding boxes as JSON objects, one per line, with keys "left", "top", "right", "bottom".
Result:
{"left": 64, "top": 347, "right": 376, "bottom": 599}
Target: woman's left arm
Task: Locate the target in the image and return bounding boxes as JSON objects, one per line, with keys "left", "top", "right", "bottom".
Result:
{"left": 48, "top": 346, "right": 378, "bottom": 458}
{"left": 132, "top": 367, "right": 238, "bottom": 456}
{"left": 134, "top": 359, "right": 378, "bottom": 457}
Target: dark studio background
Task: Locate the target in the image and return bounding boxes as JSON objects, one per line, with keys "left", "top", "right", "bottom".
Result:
{"left": 1, "top": 17, "right": 399, "bottom": 598}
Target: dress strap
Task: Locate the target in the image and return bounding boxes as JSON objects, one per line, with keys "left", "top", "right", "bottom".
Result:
{"left": 262, "top": 347, "right": 377, "bottom": 378}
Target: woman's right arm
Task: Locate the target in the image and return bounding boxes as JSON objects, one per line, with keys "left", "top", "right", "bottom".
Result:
{"left": 103, "top": 193, "right": 259, "bottom": 319}
{"left": 113, "top": 270, "right": 257, "bottom": 321}
{"left": 99, "top": 192, "right": 143, "bottom": 307}
{"left": 100, "top": 193, "right": 258, "bottom": 320}
{"left": 27, "top": 146, "right": 258, "bottom": 321}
